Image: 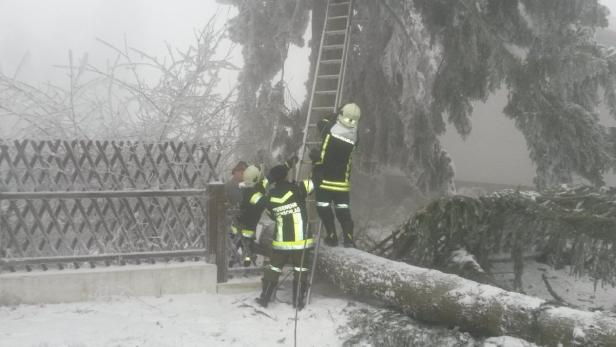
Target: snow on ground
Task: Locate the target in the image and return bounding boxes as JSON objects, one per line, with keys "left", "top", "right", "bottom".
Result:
{"left": 493, "top": 260, "right": 616, "bottom": 313}
{"left": 0, "top": 274, "right": 540, "bottom": 347}
{"left": 0, "top": 281, "right": 360, "bottom": 347}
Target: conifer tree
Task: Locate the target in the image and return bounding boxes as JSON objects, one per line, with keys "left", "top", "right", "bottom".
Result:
{"left": 223, "top": 0, "right": 616, "bottom": 191}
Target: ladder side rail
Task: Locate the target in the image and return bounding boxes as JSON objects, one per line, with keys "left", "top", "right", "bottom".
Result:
{"left": 296, "top": 1, "right": 333, "bottom": 182}
{"left": 334, "top": 0, "right": 354, "bottom": 109}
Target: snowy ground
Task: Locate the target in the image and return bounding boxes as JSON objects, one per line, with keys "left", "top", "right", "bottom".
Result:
{"left": 0, "top": 276, "right": 537, "bottom": 347}
{"left": 0, "top": 280, "right": 359, "bottom": 347}
{"left": 493, "top": 260, "right": 616, "bottom": 313}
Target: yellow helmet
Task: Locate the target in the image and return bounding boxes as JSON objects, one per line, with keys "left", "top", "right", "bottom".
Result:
{"left": 338, "top": 103, "right": 361, "bottom": 128}
{"left": 243, "top": 165, "right": 261, "bottom": 188}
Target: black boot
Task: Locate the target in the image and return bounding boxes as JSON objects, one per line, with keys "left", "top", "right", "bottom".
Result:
{"left": 317, "top": 204, "right": 337, "bottom": 246}
{"left": 341, "top": 220, "right": 355, "bottom": 248}
{"left": 324, "top": 232, "right": 338, "bottom": 247}
{"left": 292, "top": 273, "right": 309, "bottom": 310}
{"left": 256, "top": 278, "right": 277, "bottom": 308}
{"left": 241, "top": 237, "right": 255, "bottom": 267}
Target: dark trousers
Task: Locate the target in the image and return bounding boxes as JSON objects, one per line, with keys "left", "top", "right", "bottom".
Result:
{"left": 315, "top": 187, "right": 353, "bottom": 242}
{"left": 261, "top": 249, "right": 312, "bottom": 307}
{"left": 264, "top": 249, "right": 312, "bottom": 282}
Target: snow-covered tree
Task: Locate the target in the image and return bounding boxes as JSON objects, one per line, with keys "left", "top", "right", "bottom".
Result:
{"left": 218, "top": 0, "right": 310, "bottom": 164}
{"left": 373, "top": 186, "right": 616, "bottom": 289}
{"left": 0, "top": 18, "right": 235, "bottom": 156}
{"left": 223, "top": 0, "right": 616, "bottom": 191}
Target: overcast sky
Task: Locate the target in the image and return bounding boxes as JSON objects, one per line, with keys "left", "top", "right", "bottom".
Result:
{"left": 0, "top": 0, "right": 309, "bottom": 103}
{"left": 604, "top": 0, "right": 616, "bottom": 24}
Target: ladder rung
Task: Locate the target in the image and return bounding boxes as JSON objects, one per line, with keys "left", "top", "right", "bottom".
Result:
{"left": 312, "top": 106, "right": 336, "bottom": 111}
{"left": 325, "top": 30, "right": 347, "bottom": 36}
{"left": 315, "top": 90, "right": 337, "bottom": 95}
{"left": 320, "top": 59, "right": 342, "bottom": 65}
{"left": 327, "top": 15, "right": 348, "bottom": 21}
{"left": 322, "top": 44, "right": 344, "bottom": 50}
{"left": 317, "top": 74, "right": 340, "bottom": 80}
{"left": 329, "top": 2, "right": 351, "bottom": 7}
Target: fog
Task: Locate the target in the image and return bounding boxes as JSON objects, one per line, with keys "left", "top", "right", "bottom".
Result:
{"left": 1, "top": 0, "right": 615, "bottom": 186}
{"left": 440, "top": 0, "right": 616, "bottom": 186}
{"left": 1, "top": 1, "right": 232, "bottom": 83}
{"left": 0, "top": 0, "right": 309, "bottom": 100}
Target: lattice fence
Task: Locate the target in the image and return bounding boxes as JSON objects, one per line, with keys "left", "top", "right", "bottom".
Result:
{"left": 0, "top": 139, "right": 220, "bottom": 192}
{"left": 0, "top": 139, "right": 227, "bottom": 273}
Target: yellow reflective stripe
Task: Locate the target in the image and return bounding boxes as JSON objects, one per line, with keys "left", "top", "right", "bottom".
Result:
{"left": 268, "top": 265, "right": 282, "bottom": 272}
{"left": 241, "top": 229, "right": 255, "bottom": 237}
{"left": 319, "top": 184, "right": 350, "bottom": 192}
{"left": 316, "top": 134, "right": 330, "bottom": 165}
{"left": 293, "top": 211, "right": 303, "bottom": 244}
{"left": 249, "top": 192, "right": 264, "bottom": 205}
{"left": 272, "top": 239, "right": 314, "bottom": 250}
{"left": 321, "top": 180, "right": 349, "bottom": 187}
{"left": 231, "top": 225, "right": 239, "bottom": 234}
{"left": 294, "top": 267, "right": 309, "bottom": 272}
{"left": 303, "top": 179, "right": 314, "bottom": 194}
{"left": 261, "top": 178, "right": 269, "bottom": 190}
{"left": 270, "top": 191, "right": 293, "bottom": 204}
{"left": 345, "top": 157, "right": 353, "bottom": 183}
{"left": 276, "top": 215, "right": 283, "bottom": 243}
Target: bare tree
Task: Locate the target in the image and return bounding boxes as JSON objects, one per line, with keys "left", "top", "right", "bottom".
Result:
{"left": 0, "top": 16, "right": 238, "bottom": 158}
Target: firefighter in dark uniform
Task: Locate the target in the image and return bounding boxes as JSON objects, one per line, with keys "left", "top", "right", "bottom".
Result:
{"left": 256, "top": 162, "right": 315, "bottom": 309}
{"left": 232, "top": 165, "right": 268, "bottom": 267}
{"left": 310, "top": 103, "right": 361, "bottom": 248}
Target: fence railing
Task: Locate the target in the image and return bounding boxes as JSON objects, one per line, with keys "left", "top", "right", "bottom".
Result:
{"left": 0, "top": 184, "right": 230, "bottom": 281}
{"left": 0, "top": 139, "right": 220, "bottom": 192}
{"left": 0, "top": 139, "right": 232, "bottom": 282}
{"left": 0, "top": 188, "right": 206, "bottom": 266}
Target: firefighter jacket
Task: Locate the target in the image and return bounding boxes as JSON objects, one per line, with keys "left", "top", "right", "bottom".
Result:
{"left": 234, "top": 178, "right": 269, "bottom": 238}
{"left": 314, "top": 114, "right": 358, "bottom": 192}
{"left": 259, "top": 179, "right": 315, "bottom": 251}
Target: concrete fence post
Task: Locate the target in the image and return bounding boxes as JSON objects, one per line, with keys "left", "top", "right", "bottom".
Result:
{"left": 207, "top": 182, "right": 228, "bottom": 283}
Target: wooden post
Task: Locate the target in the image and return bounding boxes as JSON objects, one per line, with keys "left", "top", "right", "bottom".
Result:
{"left": 207, "top": 182, "right": 228, "bottom": 283}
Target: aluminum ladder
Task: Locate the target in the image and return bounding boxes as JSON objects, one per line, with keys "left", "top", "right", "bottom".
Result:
{"left": 295, "top": 0, "right": 354, "bottom": 303}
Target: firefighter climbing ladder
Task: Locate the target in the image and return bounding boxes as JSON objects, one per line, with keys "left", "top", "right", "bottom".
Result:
{"left": 295, "top": 0, "right": 354, "bottom": 304}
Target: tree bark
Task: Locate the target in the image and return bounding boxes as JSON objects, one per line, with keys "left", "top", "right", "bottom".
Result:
{"left": 317, "top": 246, "right": 616, "bottom": 347}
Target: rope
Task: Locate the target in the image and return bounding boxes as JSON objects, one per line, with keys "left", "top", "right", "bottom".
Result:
{"left": 293, "top": 180, "right": 315, "bottom": 347}
{"left": 294, "top": 238, "right": 308, "bottom": 347}
{"left": 294, "top": 176, "right": 316, "bottom": 347}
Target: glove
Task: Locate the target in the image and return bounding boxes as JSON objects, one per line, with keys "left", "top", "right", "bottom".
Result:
{"left": 285, "top": 155, "right": 299, "bottom": 168}
{"left": 309, "top": 148, "right": 320, "bottom": 162}
{"left": 311, "top": 165, "right": 323, "bottom": 184}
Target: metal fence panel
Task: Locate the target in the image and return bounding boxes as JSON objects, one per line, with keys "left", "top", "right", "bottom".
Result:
{"left": 0, "top": 139, "right": 220, "bottom": 192}
{"left": 0, "top": 190, "right": 209, "bottom": 271}
{"left": 0, "top": 139, "right": 225, "bottom": 273}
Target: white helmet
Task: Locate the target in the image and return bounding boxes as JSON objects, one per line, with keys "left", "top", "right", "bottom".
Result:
{"left": 338, "top": 103, "right": 361, "bottom": 128}
{"left": 242, "top": 165, "right": 261, "bottom": 188}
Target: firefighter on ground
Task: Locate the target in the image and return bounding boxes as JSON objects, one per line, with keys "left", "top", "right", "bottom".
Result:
{"left": 232, "top": 165, "right": 269, "bottom": 267}
{"left": 255, "top": 158, "right": 315, "bottom": 310}
{"left": 309, "top": 103, "right": 361, "bottom": 248}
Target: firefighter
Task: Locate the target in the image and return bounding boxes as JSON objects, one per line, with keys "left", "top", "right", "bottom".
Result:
{"left": 309, "top": 103, "right": 360, "bottom": 248}
{"left": 232, "top": 165, "right": 269, "bottom": 267}
{"left": 226, "top": 161, "right": 247, "bottom": 258}
{"left": 225, "top": 161, "right": 248, "bottom": 208}
{"left": 256, "top": 162, "right": 314, "bottom": 310}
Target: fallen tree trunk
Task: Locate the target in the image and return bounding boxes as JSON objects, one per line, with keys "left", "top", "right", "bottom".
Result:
{"left": 343, "top": 307, "right": 476, "bottom": 346}
{"left": 317, "top": 246, "right": 616, "bottom": 347}
{"left": 343, "top": 307, "right": 538, "bottom": 346}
